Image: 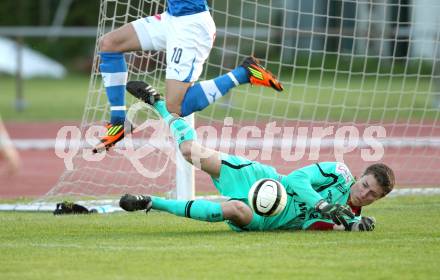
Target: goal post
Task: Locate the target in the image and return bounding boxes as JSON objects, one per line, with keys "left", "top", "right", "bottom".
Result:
{"left": 176, "top": 115, "right": 195, "bottom": 200}
{"left": 42, "top": 0, "right": 440, "bottom": 204}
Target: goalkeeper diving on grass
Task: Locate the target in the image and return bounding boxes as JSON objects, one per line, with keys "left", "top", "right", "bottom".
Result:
{"left": 93, "top": 0, "right": 283, "bottom": 153}
{"left": 119, "top": 83, "right": 395, "bottom": 232}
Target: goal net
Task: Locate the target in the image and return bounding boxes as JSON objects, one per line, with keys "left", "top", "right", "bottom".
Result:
{"left": 46, "top": 0, "right": 440, "bottom": 203}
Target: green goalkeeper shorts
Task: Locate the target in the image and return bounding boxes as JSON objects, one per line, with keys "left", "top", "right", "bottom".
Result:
{"left": 211, "top": 154, "right": 281, "bottom": 199}
{"left": 211, "top": 154, "right": 283, "bottom": 232}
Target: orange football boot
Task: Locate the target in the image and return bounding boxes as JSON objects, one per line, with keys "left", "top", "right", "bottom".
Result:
{"left": 92, "top": 123, "right": 132, "bottom": 153}
{"left": 241, "top": 56, "right": 284, "bottom": 92}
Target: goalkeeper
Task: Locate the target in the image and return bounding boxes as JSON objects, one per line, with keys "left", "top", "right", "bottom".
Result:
{"left": 94, "top": 0, "right": 283, "bottom": 153}
{"left": 119, "top": 84, "right": 395, "bottom": 232}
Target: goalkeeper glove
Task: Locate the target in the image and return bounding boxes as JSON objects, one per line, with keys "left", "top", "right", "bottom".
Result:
{"left": 315, "top": 200, "right": 355, "bottom": 229}
{"left": 349, "top": 216, "right": 376, "bottom": 232}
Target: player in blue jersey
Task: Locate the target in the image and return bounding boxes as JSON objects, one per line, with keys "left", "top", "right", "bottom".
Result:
{"left": 119, "top": 84, "right": 395, "bottom": 232}
{"left": 93, "top": 0, "right": 283, "bottom": 153}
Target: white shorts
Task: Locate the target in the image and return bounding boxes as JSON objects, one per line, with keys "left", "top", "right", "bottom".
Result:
{"left": 131, "top": 11, "right": 216, "bottom": 83}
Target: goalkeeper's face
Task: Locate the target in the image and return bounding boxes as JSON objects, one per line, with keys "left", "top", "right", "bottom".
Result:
{"left": 350, "top": 174, "right": 384, "bottom": 207}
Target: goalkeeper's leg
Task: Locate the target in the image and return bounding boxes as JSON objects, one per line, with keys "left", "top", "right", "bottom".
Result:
{"left": 152, "top": 105, "right": 255, "bottom": 227}
{"left": 123, "top": 86, "right": 255, "bottom": 227}
{"left": 126, "top": 82, "right": 223, "bottom": 178}
{"left": 155, "top": 99, "right": 223, "bottom": 178}
{"left": 120, "top": 194, "right": 253, "bottom": 227}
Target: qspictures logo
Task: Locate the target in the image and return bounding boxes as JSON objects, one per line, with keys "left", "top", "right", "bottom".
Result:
{"left": 54, "top": 103, "right": 386, "bottom": 178}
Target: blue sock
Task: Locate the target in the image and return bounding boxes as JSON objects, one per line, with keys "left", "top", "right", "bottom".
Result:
{"left": 99, "top": 52, "right": 128, "bottom": 125}
{"left": 180, "top": 66, "right": 249, "bottom": 116}
{"left": 151, "top": 197, "right": 224, "bottom": 222}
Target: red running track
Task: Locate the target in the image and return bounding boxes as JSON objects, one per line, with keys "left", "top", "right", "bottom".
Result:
{"left": 1, "top": 121, "right": 439, "bottom": 198}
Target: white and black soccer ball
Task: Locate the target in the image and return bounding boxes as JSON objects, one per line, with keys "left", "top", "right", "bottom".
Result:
{"left": 248, "top": 178, "right": 287, "bottom": 217}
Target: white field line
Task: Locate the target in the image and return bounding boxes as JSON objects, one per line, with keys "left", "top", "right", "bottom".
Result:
{"left": 1, "top": 188, "right": 439, "bottom": 212}
{"left": 12, "top": 137, "right": 440, "bottom": 150}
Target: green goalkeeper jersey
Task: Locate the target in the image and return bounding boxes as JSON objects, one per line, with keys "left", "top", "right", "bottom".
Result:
{"left": 265, "top": 161, "right": 357, "bottom": 230}
{"left": 212, "top": 155, "right": 360, "bottom": 231}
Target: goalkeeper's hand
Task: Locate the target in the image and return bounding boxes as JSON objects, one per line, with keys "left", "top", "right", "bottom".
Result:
{"left": 349, "top": 216, "right": 376, "bottom": 232}
{"left": 315, "top": 200, "right": 355, "bottom": 229}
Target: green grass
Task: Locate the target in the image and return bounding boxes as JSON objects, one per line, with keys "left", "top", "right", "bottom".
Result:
{"left": 0, "top": 73, "right": 438, "bottom": 122}
{"left": 202, "top": 74, "right": 439, "bottom": 122}
{"left": 0, "top": 75, "right": 88, "bottom": 121}
{"left": 1, "top": 195, "right": 439, "bottom": 279}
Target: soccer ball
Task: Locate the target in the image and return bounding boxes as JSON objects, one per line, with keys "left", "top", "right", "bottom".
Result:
{"left": 248, "top": 178, "right": 287, "bottom": 217}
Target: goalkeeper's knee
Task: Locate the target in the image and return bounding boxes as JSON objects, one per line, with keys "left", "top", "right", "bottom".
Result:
{"left": 179, "top": 141, "right": 194, "bottom": 163}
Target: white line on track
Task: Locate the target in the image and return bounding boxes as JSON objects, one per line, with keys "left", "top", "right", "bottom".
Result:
{"left": 1, "top": 188, "right": 439, "bottom": 212}
{"left": 12, "top": 137, "right": 440, "bottom": 151}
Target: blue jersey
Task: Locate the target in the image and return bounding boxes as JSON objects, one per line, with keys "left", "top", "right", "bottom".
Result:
{"left": 167, "top": 0, "right": 208, "bottom": 16}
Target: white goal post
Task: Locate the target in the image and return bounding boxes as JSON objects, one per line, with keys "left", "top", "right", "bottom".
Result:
{"left": 41, "top": 0, "right": 440, "bottom": 204}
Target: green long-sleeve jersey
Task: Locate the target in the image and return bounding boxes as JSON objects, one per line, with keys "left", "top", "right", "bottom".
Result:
{"left": 261, "top": 162, "right": 360, "bottom": 230}
{"left": 213, "top": 155, "right": 362, "bottom": 231}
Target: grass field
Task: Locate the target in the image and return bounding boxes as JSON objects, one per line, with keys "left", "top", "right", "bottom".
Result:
{"left": 0, "top": 75, "right": 88, "bottom": 121}
{"left": 1, "top": 74, "right": 438, "bottom": 122}
{"left": 1, "top": 195, "right": 439, "bottom": 280}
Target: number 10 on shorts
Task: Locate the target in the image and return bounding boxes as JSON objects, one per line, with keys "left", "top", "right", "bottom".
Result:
{"left": 171, "top": 47, "right": 182, "bottom": 64}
